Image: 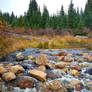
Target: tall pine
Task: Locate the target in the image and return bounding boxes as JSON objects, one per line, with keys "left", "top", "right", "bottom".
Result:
{"left": 27, "top": 0, "right": 41, "bottom": 29}
{"left": 41, "top": 5, "right": 49, "bottom": 29}
{"left": 68, "top": 0, "right": 76, "bottom": 28}
{"left": 59, "top": 5, "right": 67, "bottom": 29}
{"left": 84, "top": 0, "right": 92, "bottom": 30}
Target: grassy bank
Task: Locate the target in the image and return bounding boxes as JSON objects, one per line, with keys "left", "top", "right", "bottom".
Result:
{"left": 0, "top": 35, "right": 92, "bottom": 60}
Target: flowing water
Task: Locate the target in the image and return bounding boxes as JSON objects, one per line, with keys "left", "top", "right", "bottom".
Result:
{"left": 0, "top": 48, "right": 92, "bottom": 92}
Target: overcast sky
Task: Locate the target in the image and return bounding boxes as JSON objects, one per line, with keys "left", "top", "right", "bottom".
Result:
{"left": 0, "top": 0, "right": 87, "bottom": 16}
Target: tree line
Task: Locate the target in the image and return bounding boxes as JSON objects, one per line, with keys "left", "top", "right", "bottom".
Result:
{"left": 0, "top": 0, "right": 92, "bottom": 33}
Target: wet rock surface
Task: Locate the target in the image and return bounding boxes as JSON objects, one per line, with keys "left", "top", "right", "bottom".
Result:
{"left": 0, "top": 48, "right": 92, "bottom": 92}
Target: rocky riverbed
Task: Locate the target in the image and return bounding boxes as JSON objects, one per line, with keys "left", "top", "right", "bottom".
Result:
{"left": 0, "top": 48, "right": 92, "bottom": 92}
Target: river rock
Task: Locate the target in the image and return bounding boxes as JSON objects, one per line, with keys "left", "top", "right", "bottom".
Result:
{"left": 6, "top": 64, "right": 12, "bottom": 69}
{"left": 88, "top": 56, "right": 92, "bottom": 62}
{"left": 0, "top": 67, "right": 8, "bottom": 75}
{"left": 70, "top": 65, "right": 82, "bottom": 71}
{"left": 75, "top": 83, "right": 84, "bottom": 91}
{"left": 37, "top": 65, "right": 46, "bottom": 71}
{"left": 82, "top": 53, "right": 89, "bottom": 57}
{"left": 55, "top": 62, "right": 69, "bottom": 69}
{"left": 62, "top": 68, "right": 69, "bottom": 73}
{"left": 16, "top": 52, "right": 24, "bottom": 61}
{"left": 80, "top": 62, "right": 90, "bottom": 67}
{"left": 26, "top": 56, "right": 35, "bottom": 60}
{"left": 46, "top": 63, "right": 55, "bottom": 69}
{"left": 58, "top": 56, "right": 65, "bottom": 61}
{"left": 64, "top": 56, "right": 73, "bottom": 62}
{"left": 2, "top": 72, "right": 16, "bottom": 81}
{"left": 0, "top": 64, "right": 4, "bottom": 68}
{"left": 52, "top": 53, "right": 60, "bottom": 56}
{"left": 77, "top": 58, "right": 87, "bottom": 62}
{"left": 66, "top": 80, "right": 80, "bottom": 88}
{"left": 17, "top": 73, "right": 24, "bottom": 76}
{"left": 17, "top": 78, "right": 34, "bottom": 89}
{"left": 29, "top": 69, "right": 47, "bottom": 82}
{"left": 85, "top": 68, "right": 92, "bottom": 75}
{"left": 85, "top": 81, "right": 92, "bottom": 90}
{"left": 41, "top": 80, "right": 67, "bottom": 92}
{"left": 59, "top": 50, "right": 68, "bottom": 56}
{"left": 70, "top": 70, "right": 79, "bottom": 76}
{"left": 10, "top": 65, "right": 25, "bottom": 74}
{"left": 36, "top": 55, "right": 49, "bottom": 65}
{"left": 52, "top": 69, "right": 65, "bottom": 77}
{"left": 47, "top": 73, "right": 59, "bottom": 79}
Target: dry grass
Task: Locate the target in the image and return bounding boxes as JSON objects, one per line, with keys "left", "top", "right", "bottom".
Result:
{"left": 38, "top": 35, "right": 92, "bottom": 49}
{"left": 0, "top": 35, "right": 92, "bottom": 60}
{"left": 0, "top": 35, "right": 41, "bottom": 59}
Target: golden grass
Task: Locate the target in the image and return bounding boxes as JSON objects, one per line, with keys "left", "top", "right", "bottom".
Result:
{"left": 0, "top": 35, "right": 92, "bottom": 60}
{"left": 37, "top": 35, "right": 92, "bottom": 49}
{"left": 0, "top": 35, "right": 40, "bottom": 58}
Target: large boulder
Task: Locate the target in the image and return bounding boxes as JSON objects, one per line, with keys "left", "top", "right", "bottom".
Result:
{"left": 9, "top": 65, "right": 25, "bottom": 74}
{"left": 36, "top": 55, "right": 49, "bottom": 65}
{"left": 29, "top": 69, "right": 47, "bottom": 82}
{"left": 2, "top": 72, "right": 16, "bottom": 81}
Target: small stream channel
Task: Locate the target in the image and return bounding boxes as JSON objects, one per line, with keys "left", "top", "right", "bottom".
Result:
{"left": 0, "top": 48, "right": 92, "bottom": 92}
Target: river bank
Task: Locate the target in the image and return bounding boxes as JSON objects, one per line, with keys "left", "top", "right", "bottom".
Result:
{"left": 1, "top": 33, "right": 92, "bottom": 61}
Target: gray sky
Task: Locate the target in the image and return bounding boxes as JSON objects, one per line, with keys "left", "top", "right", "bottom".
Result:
{"left": 0, "top": 0, "right": 87, "bottom": 16}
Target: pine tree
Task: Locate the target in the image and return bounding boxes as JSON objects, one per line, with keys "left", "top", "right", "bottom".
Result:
{"left": 60, "top": 5, "right": 64, "bottom": 16}
{"left": 27, "top": 0, "right": 41, "bottom": 29}
{"left": 68, "top": 0, "right": 76, "bottom": 28}
{"left": 3, "top": 13, "right": 10, "bottom": 23}
{"left": 0, "top": 11, "right": 2, "bottom": 18}
{"left": 59, "top": 5, "right": 67, "bottom": 29}
{"left": 27, "top": 0, "right": 38, "bottom": 15}
{"left": 84, "top": 0, "right": 92, "bottom": 29}
{"left": 73, "top": 8, "right": 80, "bottom": 28}
{"left": 10, "top": 12, "right": 15, "bottom": 24}
{"left": 41, "top": 5, "right": 49, "bottom": 29}
{"left": 16, "top": 16, "right": 24, "bottom": 27}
